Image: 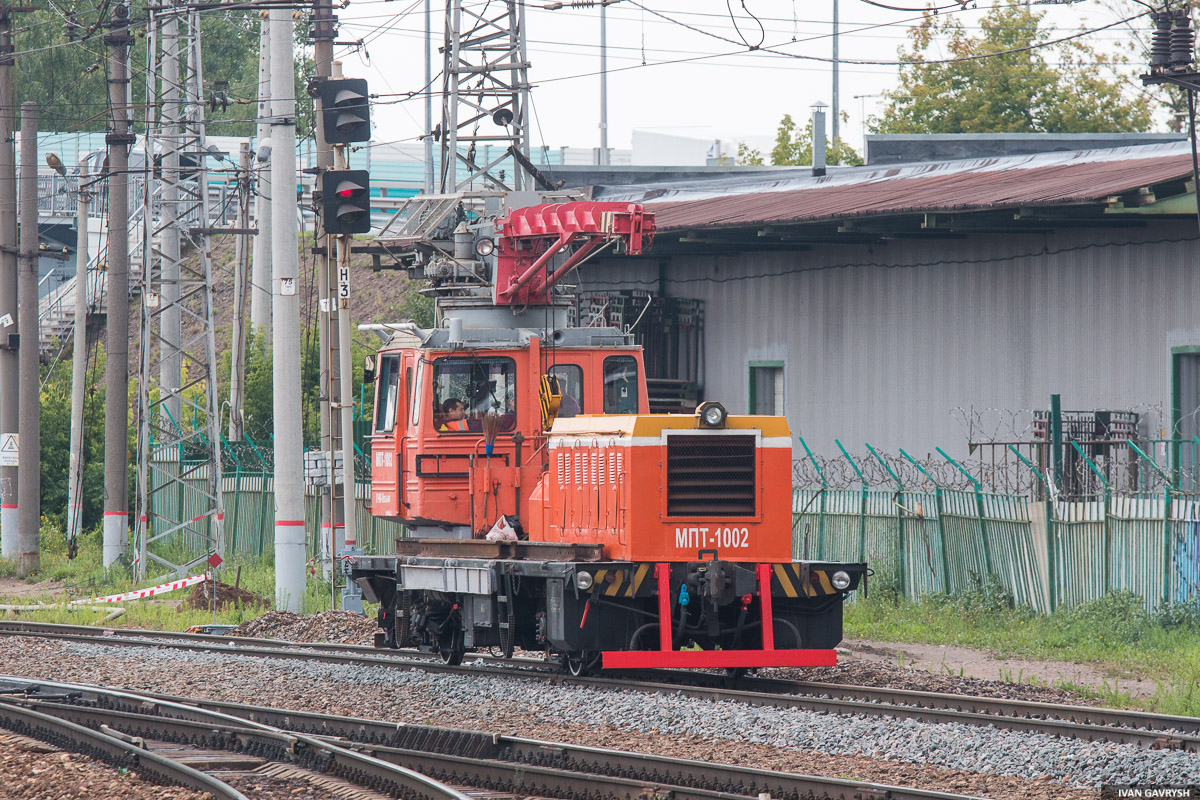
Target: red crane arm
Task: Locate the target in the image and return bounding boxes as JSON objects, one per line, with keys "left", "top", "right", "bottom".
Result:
{"left": 493, "top": 201, "right": 655, "bottom": 306}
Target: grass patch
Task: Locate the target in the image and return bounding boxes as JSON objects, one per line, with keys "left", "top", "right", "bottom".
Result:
{"left": 846, "top": 574, "right": 1200, "bottom": 716}
{"left": 0, "top": 519, "right": 368, "bottom": 630}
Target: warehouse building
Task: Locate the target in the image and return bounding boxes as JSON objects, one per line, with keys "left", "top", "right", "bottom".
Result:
{"left": 580, "top": 135, "right": 1200, "bottom": 461}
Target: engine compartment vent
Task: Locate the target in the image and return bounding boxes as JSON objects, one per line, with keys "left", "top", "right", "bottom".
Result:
{"left": 666, "top": 434, "right": 756, "bottom": 517}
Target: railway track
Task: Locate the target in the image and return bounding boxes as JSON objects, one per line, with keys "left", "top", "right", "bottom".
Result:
{"left": 2, "top": 619, "right": 1197, "bottom": 752}
{"left": 0, "top": 677, "right": 473, "bottom": 800}
{"left": 0, "top": 675, "right": 984, "bottom": 800}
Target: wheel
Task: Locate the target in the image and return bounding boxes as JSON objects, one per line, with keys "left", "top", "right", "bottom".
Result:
{"left": 561, "top": 650, "right": 598, "bottom": 677}
{"left": 438, "top": 630, "right": 465, "bottom": 666}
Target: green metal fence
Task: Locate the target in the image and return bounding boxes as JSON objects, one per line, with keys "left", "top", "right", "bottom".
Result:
{"left": 148, "top": 468, "right": 405, "bottom": 561}
{"left": 793, "top": 436, "right": 1200, "bottom": 613}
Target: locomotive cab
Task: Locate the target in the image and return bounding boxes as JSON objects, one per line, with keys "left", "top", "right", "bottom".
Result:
{"left": 367, "top": 323, "right": 648, "bottom": 539}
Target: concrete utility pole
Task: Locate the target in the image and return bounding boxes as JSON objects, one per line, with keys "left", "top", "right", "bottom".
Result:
{"left": 250, "top": 15, "right": 272, "bottom": 336}
{"left": 228, "top": 143, "right": 250, "bottom": 442}
{"left": 16, "top": 101, "right": 37, "bottom": 576}
{"left": 270, "top": 5, "right": 305, "bottom": 611}
{"left": 831, "top": 0, "right": 839, "bottom": 164}
{"left": 599, "top": 1, "right": 608, "bottom": 166}
{"left": 0, "top": 8, "right": 18, "bottom": 559}
{"left": 67, "top": 164, "right": 89, "bottom": 549}
{"left": 424, "top": 0, "right": 433, "bottom": 193}
{"left": 103, "top": 2, "right": 133, "bottom": 568}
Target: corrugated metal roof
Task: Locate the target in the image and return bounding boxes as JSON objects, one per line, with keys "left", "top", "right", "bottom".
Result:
{"left": 591, "top": 142, "right": 1196, "bottom": 232}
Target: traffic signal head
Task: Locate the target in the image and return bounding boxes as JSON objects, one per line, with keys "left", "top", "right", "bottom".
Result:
{"left": 320, "top": 170, "right": 371, "bottom": 235}
{"left": 319, "top": 78, "right": 370, "bottom": 144}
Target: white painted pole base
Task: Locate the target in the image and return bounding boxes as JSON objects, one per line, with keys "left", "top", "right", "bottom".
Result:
{"left": 0, "top": 504, "right": 16, "bottom": 557}
{"left": 275, "top": 522, "right": 306, "bottom": 612}
{"left": 103, "top": 513, "right": 126, "bottom": 568}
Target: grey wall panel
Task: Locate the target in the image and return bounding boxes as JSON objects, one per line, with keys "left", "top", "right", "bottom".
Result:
{"left": 584, "top": 220, "right": 1200, "bottom": 460}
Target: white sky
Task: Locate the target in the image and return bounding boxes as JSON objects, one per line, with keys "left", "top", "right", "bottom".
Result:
{"left": 331, "top": 1, "right": 1155, "bottom": 159}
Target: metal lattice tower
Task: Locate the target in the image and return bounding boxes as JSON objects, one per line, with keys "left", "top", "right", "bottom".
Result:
{"left": 439, "top": 0, "right": 532, "bottom": 193}
{"left": 134, "top": 3, "right": 225, "bottom": 579}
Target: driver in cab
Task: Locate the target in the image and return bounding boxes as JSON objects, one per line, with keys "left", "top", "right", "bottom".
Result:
{"left": 439, "top": 398, "right": 470, "bottom": 432}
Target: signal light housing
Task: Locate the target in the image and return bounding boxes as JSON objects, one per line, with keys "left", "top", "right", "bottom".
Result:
{"left": 319, "top": 78, "right": 371, "bottom": 144}
{"left": 320, "top": 170, "right": 371, "bottom": 235}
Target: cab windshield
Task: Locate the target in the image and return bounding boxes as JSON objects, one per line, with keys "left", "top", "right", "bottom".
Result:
{"left": 432, "top": 357, "right": 517, "bottom": 433}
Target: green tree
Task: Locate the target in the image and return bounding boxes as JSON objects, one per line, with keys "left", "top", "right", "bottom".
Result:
{"left": 738, "top": 112, "right": 863, "bottom": 167}
{"left": 14, "top": 4, "right": 308, "bottom": 137}
{"left": 872, "top": 1, "right": 1152, "bottom": 134}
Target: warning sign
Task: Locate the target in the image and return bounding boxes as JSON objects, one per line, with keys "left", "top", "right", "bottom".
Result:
{"left": 0, "top": 313, "right": 12, "bottom": 328}
{"left": 0, "top": 433, "right": 17, "bottom": 467}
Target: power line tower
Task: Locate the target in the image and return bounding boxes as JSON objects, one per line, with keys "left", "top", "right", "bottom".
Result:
{"left": 134, "top": 2, "right": 225, "bottom": 579}
{"left": 439, "top": 0, "right": 532, "bottom": 193}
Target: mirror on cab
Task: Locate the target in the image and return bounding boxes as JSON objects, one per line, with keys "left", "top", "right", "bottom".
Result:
{"left": 363, "top": 354, "right": 377, "bottom": 384}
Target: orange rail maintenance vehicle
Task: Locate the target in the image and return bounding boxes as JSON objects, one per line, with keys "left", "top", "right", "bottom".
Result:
{"left": 348, "top": 197, "right": 866, "bottom": 675}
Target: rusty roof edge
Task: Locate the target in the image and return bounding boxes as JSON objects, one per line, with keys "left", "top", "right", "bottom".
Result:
{"left": 594, "top": 141, "right": 1195, "bottom": 207}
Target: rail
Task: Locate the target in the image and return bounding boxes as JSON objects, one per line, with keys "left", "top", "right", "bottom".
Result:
{"left": 2, "top": 621, "right": 1198, "bottom": 753}
{"left": 0, "top": 692, "right": 248, "bottom": 799}
{"left": 0, "top": 676, "right": 472, "bottom": 800}
{"left": 2, "top": 674, "right": 989, "bottom": 800}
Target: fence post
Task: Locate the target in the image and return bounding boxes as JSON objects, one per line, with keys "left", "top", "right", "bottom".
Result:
{"left": 1008, "top": 445, "right": 1056, "bottom": 613}
{"left": 866, "top": 442, "right": 905, "bottom": 598}
{"left": 1071, "top": 440, "right": 1111, "bottom": 594}
{"left": 836, "top": 439, "right": 868, "bottom": 562}
{"left": 937, "top": 447, "right": 994, "bottom": 579}
{"left": 899, "top": 447, "right": 948, "bottom": 593}
{"left": 1164, "top": 485, "right": 1173, "bottom": 606}
{"left": 797, "top": 435, "right": 827, "bottom": 557}
{"left": 1127, "top": 441, "right": 1175, "bottom": 607}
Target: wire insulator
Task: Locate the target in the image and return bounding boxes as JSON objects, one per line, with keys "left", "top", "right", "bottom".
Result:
{"left": 1150, "top": 12, "right": 1173, "bottom": 69}
{"left": 1171, "top": 13, "right": 1195, "bottom": 69}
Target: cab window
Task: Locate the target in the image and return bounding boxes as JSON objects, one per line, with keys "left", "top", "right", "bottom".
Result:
{"left": 433, "top": 357, "right": 517, "bottom": 433}
{"left": 374, "top": 356, "right": 400, "bottom": 433}
{"left": 603, "top": 356, "right": 639, "bottom": 413}
{"left": 547, "top": 364, "right": 583, "bottom": 417}
{"left": 410, "top": 360, "right": 424, "bottom": 426}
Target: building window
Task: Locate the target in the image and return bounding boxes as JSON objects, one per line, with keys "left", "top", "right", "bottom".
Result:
{"left": 374, "top": 356, "right": 400, "bottom": 433}
{"left": 548, "top": 364, "right": 584, "bottom": 417}
{"left": 603, "top": 356, "right": 639, "bottom": 413}
{"left": 432, "top": 357, "right": 517, "bottom": 433}
{"left": 749, "top": 362, "right": 784, "bottom": 416}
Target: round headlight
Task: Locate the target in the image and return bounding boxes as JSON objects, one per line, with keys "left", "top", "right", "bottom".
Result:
{"left": 475, "top": 237, "right": 496, "bottom": 257}
{"left": 831, "top": 570, "right": 852, "bottom": 590}
{"left": 575, "top": 571, "right": 594, "bottom": 590}
{"left": 697, "top": 401, "right": 727, "bottom": 428}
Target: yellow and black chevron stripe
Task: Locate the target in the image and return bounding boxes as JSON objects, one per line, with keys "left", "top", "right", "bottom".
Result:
{"left": 772, "top": 563, "right": 838, "bottom": 598}
{"left": 590, "top": 563, "right": 653, "bottom": 598}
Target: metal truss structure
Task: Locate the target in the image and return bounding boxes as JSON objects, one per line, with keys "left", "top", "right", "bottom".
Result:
{"left": 134, "top": 3, "right": 225, "bottom": 579}
{"left": 439, "top": 0, "right": 532, "bottom": 193}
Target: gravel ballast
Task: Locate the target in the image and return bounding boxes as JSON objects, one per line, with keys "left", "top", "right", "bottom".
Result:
{"left": 0, "top": 637, "right": 1187, "bottom": 799}
{"left": 0, "top": 732, "right": 211, "bottom": 800}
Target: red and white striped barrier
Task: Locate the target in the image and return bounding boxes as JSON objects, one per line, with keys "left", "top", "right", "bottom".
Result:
{"left": 67, "top": 573, "right": 209, "bottom": 606}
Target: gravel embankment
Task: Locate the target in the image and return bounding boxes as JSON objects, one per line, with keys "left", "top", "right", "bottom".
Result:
{"left": 774, "top": 660, "right": 1098, "bottom": 705}
{"left": 229, "top": 610, "right": 381, "bottom": 644}
{"left": 0, "top": 637, "right": 1178, "bottom": 800}
{"left": 231, "top": 610, "right": 1099, "bottom": 706}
